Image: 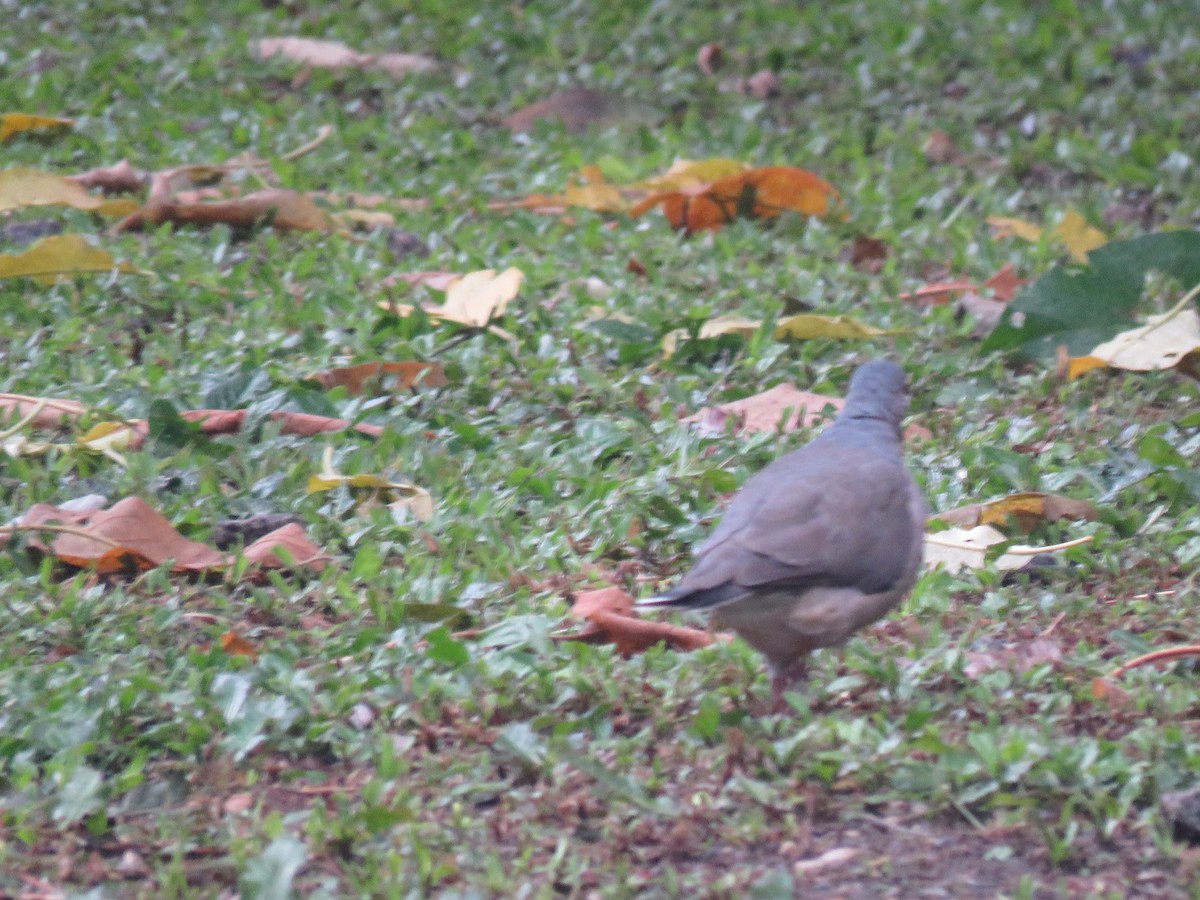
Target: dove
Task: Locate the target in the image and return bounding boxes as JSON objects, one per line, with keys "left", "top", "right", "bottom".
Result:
{"left": 638, "top": 360, "right": 925, "bottom": 707}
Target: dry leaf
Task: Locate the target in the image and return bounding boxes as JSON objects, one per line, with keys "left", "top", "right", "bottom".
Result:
{"left": 983, "top": 263, "right": 1025, "bottom": 302}
{"left": 0, "top": 234, "right": 138, "bottom": 283}
{"left": 0, "top": 113, "right": 73, "bottom": 142}
{"left": 307, "top": 447, "right": 433, "bottom": 521}
{"left": 116, "top": 188, "right": 330, "bottom": 233}
{"left": 685, "top": 384, "right": 843, "bottom": 437}
{"left": 242, "top": 523, "right": 330, "bottom": 571}
{"left": 503, "top": 88, "right": 635, "bottom": 133}
{"left": 253, "top": 37, "right": 438, "bottom": 76}
{"left": 934, "top": 492, "right": 1097, "bottom": 533}
{"left": 632, "top": 165, "right": 837, "bottom": 233}
{"left": 0, "top": 167, "right": 138, "bottom": 216}
{"left": 311, "top": 361, "right": 448, "bottom": 395}
{"left": 219, "top": 630, "right": 259, "bottom": 659}
{"left": 1069, "top": 307, "right": 1200, "bottom": 377}
{"left": 556, "top": 586, "right": 715, "bottom": 656}
{"left": 436, "top": 267, "right": 524, "bottom": 327}
{"left": 69, "top": 160, "right": 146, "bottom": 194}
{"left": 963, "top": 637, "right": 1062, "bottom": 677}
{"left": 0, "top": 394, "right": 87, "bottom": 428}
{"left": 846, "top": 234, "right": 889, "bottom": 273}
{"left": 987, "top": 211, "right": 1107, "bottom": 262}
{"left": 631, "top": 158, "right": 748, "bottom": 193}
{"left": 661, "top": 312, "right": 888, "bottom": 357}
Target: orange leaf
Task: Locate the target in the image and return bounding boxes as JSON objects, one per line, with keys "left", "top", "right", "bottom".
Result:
{"left": 312, "top": 361, "right": 448, "bottom": 396}
{"left": 684, "top": 384, "right": 843, "bottom": 437}
{"left": 558, "top": 587, "right": 714, "bottom": 656}
{"left": 116, "top": 188, "right": 330, "bottom": 233}
{"left": 219, "top": 630, "right": 259, "bottom": 659}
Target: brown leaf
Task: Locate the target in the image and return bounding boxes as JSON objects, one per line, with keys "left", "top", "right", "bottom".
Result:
{"left": 696, "top": 43, "right": 723, "bottom": 75}
{"left": 957, "top": 291, "right": 1008, "bottom": 338}
{"left": 685, "top": 384, "right": 843, "bottom": 437}
{"left": 847, "top": 234, "right": 889, "bottom": 273}
{"left": 116, "top": 188, "right": 330, "bottom": 233}
{"left": 503, "top": 87, "right": 633, "bottom": 133}
{"left": 557, "top": 587, "right": 714, "bottom": 656}
{"left": 899, "top": 278, "right": 976, "bottom": 306}
{"left": 19, "top": 497, "right": 227, "bottom": 573}
{"left": 923, "top": 129, "right": 960, "bottom": 165}
{"left": 982, "top": 263, "right": 1025, "bottom": 302}
{"left": 1090, "top": 677, "right": 1133, "bottom": 707}
{"left": 69, "top": 160, "right": 146, "bottom": 194}
{"left": 312, "top": 361, "right": 448, "bottom": 396}
{"left": 963, "top": 637, "right": 1062, "bottom": 678}
{"left": 242, "top": 523, "right": 330, "bottom": 572}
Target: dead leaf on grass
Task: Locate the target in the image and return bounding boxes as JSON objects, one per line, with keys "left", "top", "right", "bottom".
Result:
{"left": 631, "top": 165, "right": 838, "bottom": 233}
{"left": 684, "top": 384, "right": 843, "bottom": 437}
{"left": 307, "top": 447, "right": 433, "bottom": 521}
{"left": 661, "top": 313, "right": 890, "bottom": 357}
{"left": 242, "top": 523, "right": 330, "bottom": 571}
{"left": 963, "top": 636, "right": 1062, "bottom": 677}
{"left": 923, "top": 525, "right": 1093, "bottom": 573}
{"left": 219, "top": 630, "right": 259, "bottom": 659}
{"left": 116, "top": 188, "right": 330, "bottom": 233}
{"left": 0, "top": 167, "right": 139, "bottom": 216}
{"left": 381, "top": 267, "right": 524, "bottom": 328}
{"left": 69, "top": 160, "right": 147, "bottom": 194}
{"left": 311, "top": 361, "right": 448, "bottom": 396}
{"left": 933, "top": 492, "right": 1097, "bottom": 533}
{"left": 504, "top": 87, "right": 644, "bottom": 133}
{"left": 987, "top": 210, "right": 1107, "bottom": 263}
{"left": 554, "top": 586, "right": 715, "bottom": 656}
{"left": 1067, "top": 304, "right": 1200, "bottom": 379}
{"left": 252, "top": 37, "right": 438, "bottom": 77}
{"left": 0, "top": 113, "right": 73, "bottom": 142}
{"left": 0, "top": 234, "right": 139, "bottom": 283}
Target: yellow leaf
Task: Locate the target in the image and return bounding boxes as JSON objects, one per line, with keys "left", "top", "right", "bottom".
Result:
{"left": 661, "top": 313, "right": 887, "bottom": 356}
{"left": 773, "top": 314, "right": 891, "bottom": 340}
{"left": 332, "top": 208, "right": 396, "bottom": 230}
{"left": 307, "top": 447, "right": 433, "bottom": 520}
{"left": 0, "top": 235, "right": 137, "bottom": 284}
{"left": 1066, "top": 355, "right": 1110, "bottom": 380}
{"left": 986, "top": 215, "right": 1043, "bottom": 242}
{"left": 77, "top": 421, "right": 135, "bottom": 452}
{"left": 0, "top": 167, "right": 138, "bottom": 216}
{"left": 438, "top": 267, "right": 524, "bottom": 327}
{"left": 1054, "top": 210, "right": 1107, "bottom": 262}
{"left": 0, "top": 113, "right": 73, "bottom": 142}
{"left": 632, "top": 158, "right": 749, "bottom": 192}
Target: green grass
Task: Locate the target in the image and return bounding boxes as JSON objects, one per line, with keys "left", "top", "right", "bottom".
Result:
{"left": 2, "top": 0, "right": 1199, "bottom": 896}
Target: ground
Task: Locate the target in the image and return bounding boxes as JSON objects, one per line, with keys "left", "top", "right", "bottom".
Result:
{"left": 1, "top": 0, "right": 1199, "bottom": 896}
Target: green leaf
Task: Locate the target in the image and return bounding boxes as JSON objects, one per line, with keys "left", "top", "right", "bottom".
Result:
{"left": 240, "top": 835, "right": 307, "bottom": 900}
{"left": 424, "top": 626, "right": 470, "bottom": 666}
{"left": 983, "top": 231, "right": 1200, "bottom": 358}
{"left": 148, "top": 398, "right": 231, "bottom": 458}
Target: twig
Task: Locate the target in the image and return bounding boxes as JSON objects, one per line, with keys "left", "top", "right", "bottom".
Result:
{"left": 1107, "top": 645, "right": 1200, "bottom": 680}
{"left": 1039, "top": 611, "right": 1067, "bottom": 638}
{"left": 0, "top": 397, "right": 47, "bottom": 439}
{"left": 279, "top": 124, "right": 334, "bottom": 162}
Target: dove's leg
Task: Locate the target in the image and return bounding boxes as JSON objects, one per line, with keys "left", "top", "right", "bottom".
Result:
{"left": 770, "top": 658, "right": 808, "bottom": 713}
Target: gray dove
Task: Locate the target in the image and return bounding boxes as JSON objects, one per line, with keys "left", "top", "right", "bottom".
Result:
{"left": 638, "top": 360, "right": 925, "bottom": 707}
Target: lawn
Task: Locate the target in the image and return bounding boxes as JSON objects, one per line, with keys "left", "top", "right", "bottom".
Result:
{"left": 1, "top": 0, "right": 1199, "bottom": 896}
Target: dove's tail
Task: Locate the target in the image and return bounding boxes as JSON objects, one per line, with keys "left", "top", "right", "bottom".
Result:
{"left": 636, "top": 582, "right": 748, "bottom": 611}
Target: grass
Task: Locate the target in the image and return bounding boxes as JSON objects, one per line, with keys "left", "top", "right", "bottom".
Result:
{"left": 2, "top": 0, "right": 1199, "bottom": 896}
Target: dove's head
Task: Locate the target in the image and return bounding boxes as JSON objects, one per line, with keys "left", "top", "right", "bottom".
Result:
{"left": 842, "top": 360, "right": 911, "bottom": 429}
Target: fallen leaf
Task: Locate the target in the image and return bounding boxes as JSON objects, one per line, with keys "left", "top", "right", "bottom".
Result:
{"left": 307, "top": 447, "right": 432, "bottom": 521}
{"left": 987, "top": 210, "right": 1108, "bottom": 262}
{"left": 983, "top": 263, "right": 1025, "bottom": 302}
{"left": 900, "top": 278, "right": 977, "bottom": 305}
{"left": 253, "top": 37, "right": 438, "bottom": 76}
{"left": 742, "top": 70, "right": 781, "bottom": 99}
{"left": 311, "top": 361, "right": 448, "bottom": 395}
{"left": 794, "top": 847, "right": 859, "bottom": 876}
{"left": 0, "top": 394, "right": 87, "bottom": 428}
{"left": 923, "top": 129, "right": 959, "bottom": 165}
{"left": 0, "top": 167, "right": 138, "bottom": 216}
{"left": 923, "top": 525, "right": 1090, "bottom": 573}
{"left": 556, "top": 586, "right": 715, "bottom": 656}
{"left": 219, "top": 630, "right": 259, "bottom": 659}
{"left": 934, "top": 492, "right": 1097, "bottom": 533}
{"left": 957, "top": 291, "right": 1009, "bottom": 338}
{"left": 435, "top": 267, "right": 524, "bottom": 327}
{"left": 504, "top": 87, "right": 643, "bottom": 133}
{"left": 963, "top": 637, "right": 1062, "bottom": 677}
{"left": 631, "top": 165, "right": 837, "bottom": 233}
{"left": 116, "top": 188, "right": 330, "bottom": 233}
{"left": 1069, "top": 306, "right": 1200, "bottom": 377}
{"left": 0, "top": 234, "right": 139, "bottom": 283}
{"left": 661, "top": 312, "right": 888, "bottom": 356}
{"left": 242, "top": 523, "right": 330, "bottom": 571}
{"left": 631, "top": 158, "right": 748, "bottom": 193}
{"left": 696, "top": 43, "right": 723, "bottom": 75}
{"left": 69, "top": 160, "right": 146, "bottom": 194}
{"left": 846, "top": 234, "right": 889, "bottom": 273}
{"left": 0, "top": 113, "right": 73, "bottom": 142}
{"left": 685, "top": 384, "right": 843, "bottom": 437}
{"left": 1090, "top": 677, "right": 1133, "bottom": 706}
{"left": 14, "top": 496, "right": 227, "bottom": 573}
{"left": 1055, "top": 210, "right": 1108, "bottom": 263}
